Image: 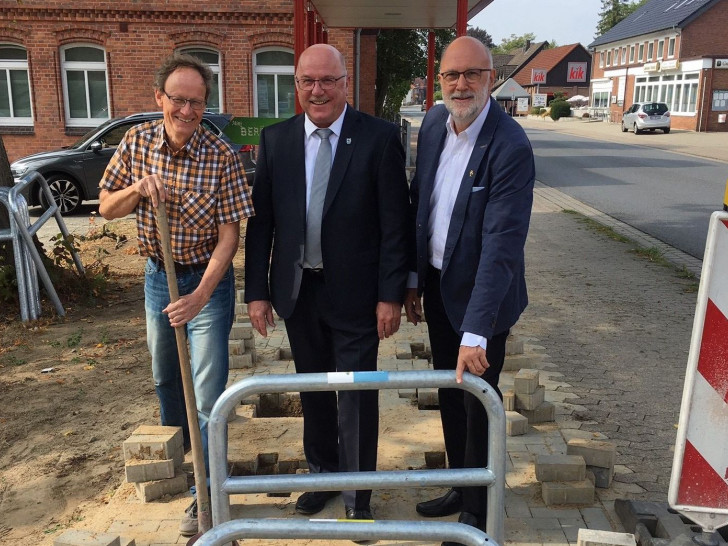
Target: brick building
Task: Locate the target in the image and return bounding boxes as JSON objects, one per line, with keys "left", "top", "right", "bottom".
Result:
{"left": 0, "top": 1, "right": 378, "bottom": 161}
{"left": 509, "top": 44, "right": 592, "bottom": 103}
{"left": 589, "top": 0, "right": 728, "bottom": 132}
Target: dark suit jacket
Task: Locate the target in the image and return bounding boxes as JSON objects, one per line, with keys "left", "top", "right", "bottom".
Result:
{"left": 411, "top": 102, "right": 535, "bottom": 339}
{"left": 245, "top": 106, "right": 410, "bottom": 324}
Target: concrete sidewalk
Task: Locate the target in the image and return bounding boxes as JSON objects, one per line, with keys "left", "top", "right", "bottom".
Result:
{"left": 56, "top": 117, "right": 712, "bottom": 546}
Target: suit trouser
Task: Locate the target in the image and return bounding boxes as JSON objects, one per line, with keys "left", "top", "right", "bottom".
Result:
{"left": 423, "top": 265, "right": 508, "bottom": 530}
{"left": 284, "top": 269, "right": 380, "bottom": 510}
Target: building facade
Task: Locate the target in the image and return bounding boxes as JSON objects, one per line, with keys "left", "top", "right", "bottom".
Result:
{"left": 589, "top": 0, "right": 728, "bottom": 132}
{"left": 509, "top": 44, "right": 592, "bottom": 105}
{"left": 0, "top": 2, "right": 371, "bottom": 162}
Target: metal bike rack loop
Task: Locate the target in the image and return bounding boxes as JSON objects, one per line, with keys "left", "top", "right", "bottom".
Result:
{"left": 202, "top": 369, "right": 505, "bottom": 546}
{"left": 0, "top": 171, "right": 84, "bottom": 320}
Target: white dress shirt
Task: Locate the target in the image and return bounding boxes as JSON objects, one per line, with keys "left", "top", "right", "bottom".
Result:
{"left": 303, "top": 105, "right": 347, "bottom": 210}
{"left": 416, "top": 100, "right": 492, "bottom": 349}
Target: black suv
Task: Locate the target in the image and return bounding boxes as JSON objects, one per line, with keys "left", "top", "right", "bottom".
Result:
{"left": 11, "top": 112, "right": 255, "bottom": 215}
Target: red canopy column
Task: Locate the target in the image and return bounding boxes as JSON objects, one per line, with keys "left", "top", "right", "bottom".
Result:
{"left": 456, "top": 0, "right": 467, "bottom": 35}
{"left": 294, "top": 0, "right": 306, "bottom": 114}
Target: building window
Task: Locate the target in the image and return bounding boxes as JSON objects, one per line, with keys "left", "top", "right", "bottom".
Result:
{"left": 621, "top": 47, "right": 627, "bottom": 65}
{"left": 61, "top": 44, "right": 109, "bottom": 126}
{"left": 657, "top": 40, "right": 664, "bottom": 59}
{"left": 668, "top": 38, "right": 676, "bottom": 58}
{"left": 629, "top": 46, "right": 635, "bottom": 63}
{"left": 647, "top": 42, "right": 654, "bottom": 60}
{"left": 599, "top": 51, "right": 604, "bottom": 68}
{"left": 607, "top": 51, "right": 612, "bottom": 66}
{"left": 592, "top": 91, "right": 609, "bottom": 108}
{"left": 713, "top": 90, "right": 728, "bottom": 112}
{"left": 638, "top": 43, "right": 644, "bottom": 61}
{"left": 253, "top": 48, "right": 295, "bottom": 119}
{"left": 633, "top": 72, "right": 700, "bottom": 114}
{"left": 0, "top": 45, "right": 32, "bottom": 125}
{"left": 180, "top": 48, "right": 222, "bottom": 113}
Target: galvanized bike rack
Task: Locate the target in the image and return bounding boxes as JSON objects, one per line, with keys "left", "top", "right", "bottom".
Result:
{"left": 0, "top": 171, "right": 84, "bottom": 320}
{"left": 199, "top": 369, "right": 505, "bottom": 546}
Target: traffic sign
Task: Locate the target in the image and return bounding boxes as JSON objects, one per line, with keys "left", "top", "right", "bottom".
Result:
{"left": 669, "top": 210, "right": 728, "bottom": 531}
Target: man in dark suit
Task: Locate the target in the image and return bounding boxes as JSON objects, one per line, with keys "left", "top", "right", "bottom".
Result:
{"left": 405, "top": 36, "right": 535, "bottom": 546}
{"left": 245, "top": 44, "right": 410, "bottom": 522}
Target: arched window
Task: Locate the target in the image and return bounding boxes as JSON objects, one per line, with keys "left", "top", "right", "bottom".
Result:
{"left": 253, "top": 48, "right": 295, "bottom": 119}
{"left": 0, "top": 45, "right": 32, "bottom": 124}
{"left": 180, "top": 48, "right": 222, "bottom": 113}
{"left": 60, "top": 44, "right": 109, "bottom": 126}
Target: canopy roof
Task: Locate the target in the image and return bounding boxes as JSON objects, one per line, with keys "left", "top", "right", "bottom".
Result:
{"left": 310, "top": 0, "right": 494, "bottom": 29}
{"left": 491, "top": 78, "right": 530, "bottom": 100}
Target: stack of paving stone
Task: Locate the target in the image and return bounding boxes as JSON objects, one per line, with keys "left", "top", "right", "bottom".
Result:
{"left": 230, "top": 289, "right": 257, "bottom": 369}
{"left": 54, "top": 529, "right": 135, "bottom": 546}
{"left": 122, "top": 425, "right": 187, "bottom": 502}
{"left": 567, "top": 437, "right": 617, "bottom": 488}
{"left": 577, "top": 529, "right": 636, "bottom": 546}
{"left": 535, "top": 452, "right": 595, "bottom": 506}
{"left": 502, "top": 368, "right": 555, "bottom": 436}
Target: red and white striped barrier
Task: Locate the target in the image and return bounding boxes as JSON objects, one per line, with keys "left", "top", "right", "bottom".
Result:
{"left": 670, "top": 211, "right": 728, "bottom": 531}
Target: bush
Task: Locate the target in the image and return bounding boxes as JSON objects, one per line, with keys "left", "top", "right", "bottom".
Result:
{"left": 529, "top": 107, "right": 541, "bottom": 115}
{"left": 549, "top": 100, "right": 571, "bottom": 120}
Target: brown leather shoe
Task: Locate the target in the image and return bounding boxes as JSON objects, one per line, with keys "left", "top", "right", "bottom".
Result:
{"left": 415, "top": 489, "right": 462, "bottom": 517}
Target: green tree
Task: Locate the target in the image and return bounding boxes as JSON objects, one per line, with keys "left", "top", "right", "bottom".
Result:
{"left": 466, "top": 26, "right": 494, "bottom": 48}
{"left": 596, "top": 0, "right": 648, "bottom": 37}
{"left": 491, "top": 32, "right": 537, "bottom": 55}
{"left": 375, "top": 29, "right": 454, "bottom": 120}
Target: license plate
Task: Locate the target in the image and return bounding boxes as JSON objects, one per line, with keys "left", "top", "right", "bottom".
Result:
{"left": 650, "top": 115, "right": 661, "bottom": 120}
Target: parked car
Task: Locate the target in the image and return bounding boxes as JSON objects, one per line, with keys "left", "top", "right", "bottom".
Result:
{"left": 621, "top": 102, "right": 671, "bottom": 134}
{"left": 11, "top": 111, "right": 256, "bottom": 215}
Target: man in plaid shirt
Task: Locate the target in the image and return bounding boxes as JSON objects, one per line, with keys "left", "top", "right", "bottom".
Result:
{"left": 98, "top": 53, "right": 253, "bottom": 535}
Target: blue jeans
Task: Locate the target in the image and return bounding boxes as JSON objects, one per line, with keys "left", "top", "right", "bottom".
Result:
{"left": 144, "top": 258, "right": 235, "bottom": 473}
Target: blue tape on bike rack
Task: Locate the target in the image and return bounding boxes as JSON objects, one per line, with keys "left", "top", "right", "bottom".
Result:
{"left": 327, "top": 371, "right": 389, "bottom": 383}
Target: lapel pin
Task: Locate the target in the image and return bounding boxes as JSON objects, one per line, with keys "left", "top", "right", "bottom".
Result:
{"left": 346, "top": 138, "right": 352, "bottom": 144}
{"left": 469, "top": 170, "right": 474, "bottom": 177}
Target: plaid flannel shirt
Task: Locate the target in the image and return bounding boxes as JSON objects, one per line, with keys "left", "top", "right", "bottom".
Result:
{"left": 100, "top": 119, "right": 254, "bottom": 264}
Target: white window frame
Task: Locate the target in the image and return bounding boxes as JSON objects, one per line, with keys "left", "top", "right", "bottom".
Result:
{"left": 179, "top": 47, "right": 223, "bottom": 113}
{"left": 639, "top": 43, "right": 644, "bottom": 61}
{"left": 629, "top": 46, "right": 635, "bottom": 63}
{"left": 0, "top": 44, "right": 33, "bottom": 126}
{"left": 633, "top": 71, "right": 700, "bottom": 114}
{"left": 658, "top": 40, "right": 664, "bottom": 60}
{"left": 668, "top": 37, "right": 676, "bottom": 58}
{"left": 648, "top": 42, "right": 654, "bottom": 61}
{"left": 60, "top": 44, "right": 110, "bottom": 127}
{"left": 253, "top": 47, "right": 295, "bottom": 119}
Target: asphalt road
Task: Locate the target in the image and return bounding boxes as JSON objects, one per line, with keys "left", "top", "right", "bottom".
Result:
{"left": 525, "top": 127, "right": 726, "bottom": 259}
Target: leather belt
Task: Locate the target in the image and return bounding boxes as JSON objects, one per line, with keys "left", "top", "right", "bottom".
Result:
{"left": 303, "top": 267, "right": 324, "bottom": 276}
{"left": 152, "top": 257, "right": 209, "bottom": 274}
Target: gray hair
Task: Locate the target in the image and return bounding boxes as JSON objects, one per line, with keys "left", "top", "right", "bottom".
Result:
{"left": 154, "top": 53, "right": 213, "bottom": 101}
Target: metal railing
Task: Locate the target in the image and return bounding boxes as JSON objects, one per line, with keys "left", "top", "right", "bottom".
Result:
{"left": 0, "top": 171, "right": 84, "bottom": 320}
{"left": 199, "top": 370, "right": 505, "bottom": 546}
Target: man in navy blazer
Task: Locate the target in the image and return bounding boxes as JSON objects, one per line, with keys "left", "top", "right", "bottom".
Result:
{"left": 405, "top": 36, "right": 535, "bottom": 545}
{"left": 245, "top": 44, "right": 410, "bottom": 522}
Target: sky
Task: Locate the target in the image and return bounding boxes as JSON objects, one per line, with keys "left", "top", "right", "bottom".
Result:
{"left": 469, "top": 0, "right": 603, "bottom": 49}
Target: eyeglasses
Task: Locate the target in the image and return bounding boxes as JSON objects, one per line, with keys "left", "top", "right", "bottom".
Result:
{"left": 439, "top": 68, "right": 493, "bottom": 85}
{"left": 163, "top": 91, "right": 207, "bottom": 111}
{"left": 295, "top": 75, "right": 347, "bottom": 91}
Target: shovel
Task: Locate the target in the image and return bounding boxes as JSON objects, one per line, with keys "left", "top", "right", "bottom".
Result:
{"left": 154, "top": 204, "right": 212, "bottom": 537}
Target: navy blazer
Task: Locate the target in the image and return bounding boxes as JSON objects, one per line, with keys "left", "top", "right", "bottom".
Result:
{"left": 245, "top": 106, "right": 410, "bottom": 323}
{"left": 411, "top": 102, "right": 535, "bottom": 339}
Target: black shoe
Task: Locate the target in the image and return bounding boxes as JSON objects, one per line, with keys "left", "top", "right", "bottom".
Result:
{"left": 442, "top": 512, "right": 480, "bottom": 546}
{"left": 416, "top": 489, "right": 462, "bottom": 517}
{"left": 345, "top": 507, "right": 376, "bottom": 545}
{"left": 295, "top": 491, "right": 339, "bottom": 515}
